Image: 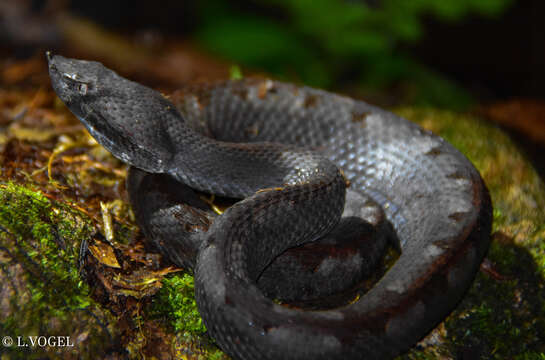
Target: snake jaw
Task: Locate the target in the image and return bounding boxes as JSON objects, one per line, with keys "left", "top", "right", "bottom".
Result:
{"left": 256, "top": 187, "right": 285, "bottom": 194}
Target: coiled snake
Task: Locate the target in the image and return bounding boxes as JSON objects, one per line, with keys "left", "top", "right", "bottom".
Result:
{"left": 47, "top": 53, "right": 492, "bottom": 360}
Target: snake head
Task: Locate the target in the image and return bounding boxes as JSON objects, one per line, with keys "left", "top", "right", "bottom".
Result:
{"left": 47, "top": 52, "right": 103, "bottom": 114}
{"left": 46, "top": 52, "right": 177, "bottom": 173}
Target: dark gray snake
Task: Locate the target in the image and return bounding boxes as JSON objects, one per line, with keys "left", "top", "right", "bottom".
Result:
{"left": 47, "top": 53, "right": 492, "bottom": 360}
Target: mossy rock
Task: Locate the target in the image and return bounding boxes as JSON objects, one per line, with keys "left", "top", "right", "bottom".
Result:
{"left": 395, "top": 108, "right": 545, "bottom": 359}
{"left": 1, "top": 107, "right": 544, "bottom": 359}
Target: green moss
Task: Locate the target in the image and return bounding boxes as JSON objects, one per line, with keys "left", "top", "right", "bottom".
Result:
{"left": 148, "top": 273, "right": 205, "bottom": 334}
{"left": 0, "top": 182, "right": 90, "bottom": 308}
{"left": 146, "top": 273, "right": 232, "bottom": 359}
{"left": 0, "top": 182, "right": 113, "bottom": 358}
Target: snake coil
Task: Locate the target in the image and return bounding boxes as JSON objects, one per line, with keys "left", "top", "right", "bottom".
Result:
{"left": 48, "top": 53, "right": 492, "bottom": 360}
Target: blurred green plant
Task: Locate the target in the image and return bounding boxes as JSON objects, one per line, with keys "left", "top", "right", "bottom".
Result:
{"left": 195, "top": 0, "right": 512, "bottom": 108}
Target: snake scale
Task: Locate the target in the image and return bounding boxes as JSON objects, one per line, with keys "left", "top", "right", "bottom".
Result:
{"left": 47, "top": 53, "right": 492, "bottom": 360}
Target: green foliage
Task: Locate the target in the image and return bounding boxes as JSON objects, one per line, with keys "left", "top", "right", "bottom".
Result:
{"left": 514, "top": 353, "right": 545, "bottom": 360}
{"left": 229, "top": 64, "right": 244, "bottom": 80}
{"left": 148, "top": 273, "right": 206, "bottom": 335}
{"left": 195, "top": 0, "right": 512, "bottom": 107}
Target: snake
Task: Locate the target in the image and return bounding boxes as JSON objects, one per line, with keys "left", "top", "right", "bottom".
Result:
{"left": 47, "top": 53, "right": 492, "bottom": 360}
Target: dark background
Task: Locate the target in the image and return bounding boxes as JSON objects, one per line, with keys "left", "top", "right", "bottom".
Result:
{"left": 3, "top": 0, "right": 543, "bottom": 103}
{"left": 67, "top": 0, "right": 545, "bottom": 102}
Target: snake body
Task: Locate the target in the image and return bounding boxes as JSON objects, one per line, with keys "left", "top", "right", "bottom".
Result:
{"left": 47, "top": 53, "right": 492, "bottom": 359}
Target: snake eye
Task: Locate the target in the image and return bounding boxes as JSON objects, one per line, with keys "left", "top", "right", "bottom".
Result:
{"left": 78, "top": 83, "right": 88, "bottom": 95}
{"left": 62, "top": 72, "right": 79, "bottom": 81}
{"left": 61, "top": 72, "right": 91, "bottom": 95}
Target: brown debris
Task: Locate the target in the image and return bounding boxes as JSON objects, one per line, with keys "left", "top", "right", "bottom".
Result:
{"left": 303, "top": 94, "right": 319, "bottom": 108}
{"left": 351, "top": 110, "right": 370, "bottom": 124}
{"left": 477, "top": 99, "right": 545, "bottom": 144}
